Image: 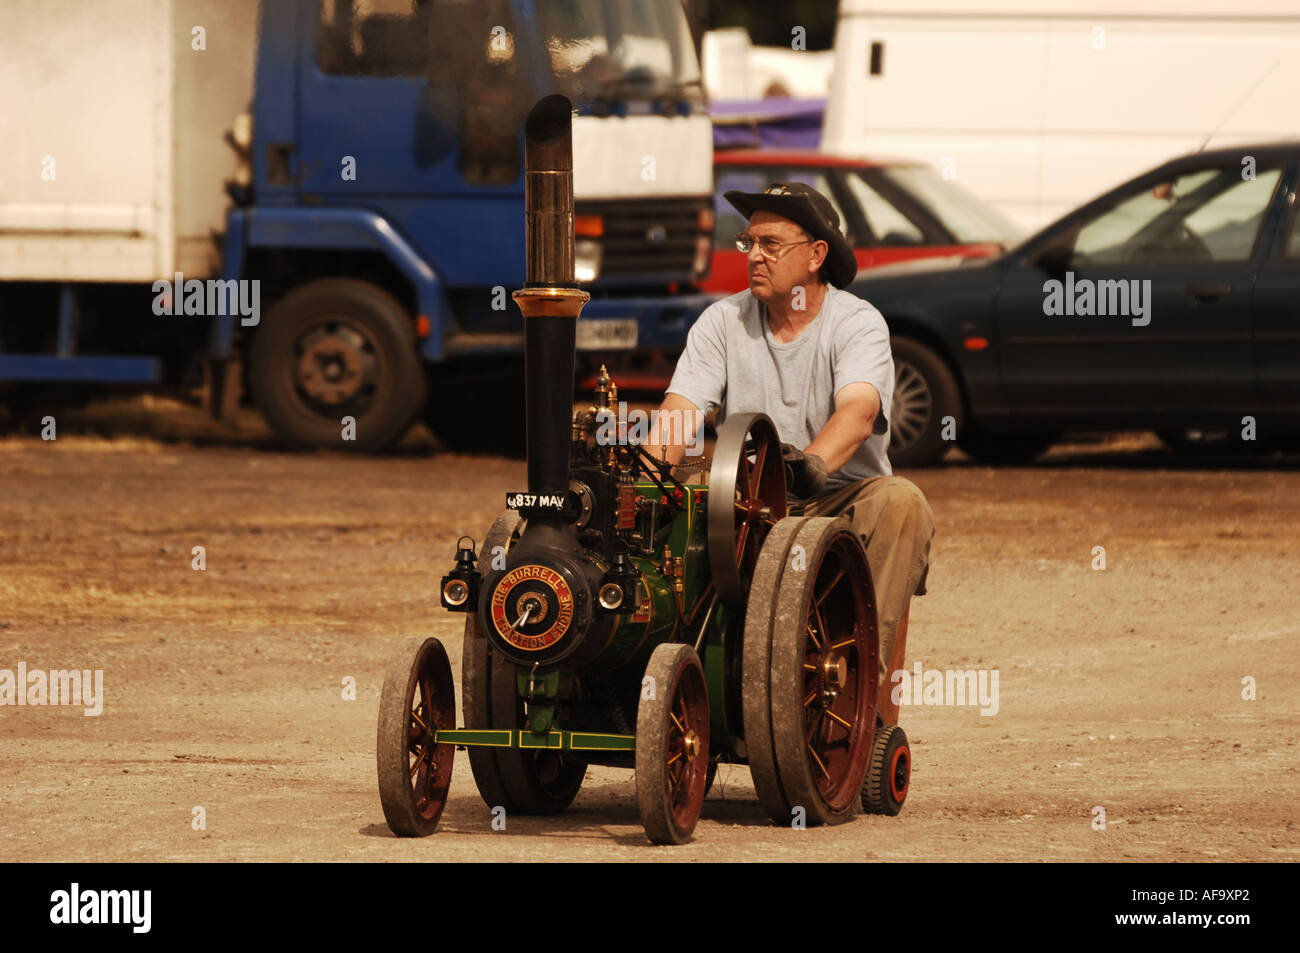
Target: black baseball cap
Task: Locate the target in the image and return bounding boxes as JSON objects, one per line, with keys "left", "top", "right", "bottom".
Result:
{"left": 723, "top": 181, "right": 858, "bottom": 288}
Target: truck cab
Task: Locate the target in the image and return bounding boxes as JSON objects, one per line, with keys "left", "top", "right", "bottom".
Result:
{"left": 221, "top": 0, "right": 716, "bottom": 450}
{"left": 0, "top": 0, "right": 715, "bottom": 451}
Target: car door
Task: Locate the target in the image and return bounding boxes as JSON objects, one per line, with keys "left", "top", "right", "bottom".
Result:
{"left": 994, "top": 158, "right": 1284, "bottom": 421}
{"left": 1250, "top": 159, "right": 1300, "bottom": 424}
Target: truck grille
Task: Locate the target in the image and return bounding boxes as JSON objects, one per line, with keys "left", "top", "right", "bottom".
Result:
{"left": 578, "top": 198, "right": 708, "bottom": 285}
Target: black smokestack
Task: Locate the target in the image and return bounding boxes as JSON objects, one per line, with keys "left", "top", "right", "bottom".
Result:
{"left": 524, "top": 94, "right": 576, "bottom": 288}
{"left": 515, "top": 95, "right": 588, "bottom": 501}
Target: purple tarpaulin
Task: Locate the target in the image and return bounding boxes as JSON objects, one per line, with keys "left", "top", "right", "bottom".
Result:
{"left": 710, "top": 97, "right": 826, "bottom": 151}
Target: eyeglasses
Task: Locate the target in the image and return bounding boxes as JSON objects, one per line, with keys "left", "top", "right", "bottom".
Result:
{"left": 734, "top": 232, "right": 814, "bottom": 260}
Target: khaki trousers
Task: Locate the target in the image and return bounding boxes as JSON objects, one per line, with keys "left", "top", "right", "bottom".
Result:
{"left": 797, "top": 476, "right": 935, "bottom": 688}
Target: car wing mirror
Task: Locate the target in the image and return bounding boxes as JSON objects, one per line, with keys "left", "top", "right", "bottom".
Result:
{"left": 1035, "top": 248, "right": 1070, "bottom": 281}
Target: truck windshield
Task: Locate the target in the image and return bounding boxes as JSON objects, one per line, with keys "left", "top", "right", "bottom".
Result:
{"left": 320, "top": 1, "right": 701, "bottom": 104}
{"left": 537, "top": 0, "right": 703, "bottom": 103}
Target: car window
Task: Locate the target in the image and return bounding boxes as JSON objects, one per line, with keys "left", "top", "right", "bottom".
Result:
{"left": 1183, "top": 170, "right": 1282, "bottom": 259}
{"left": 1073, "top": 166, "right": 1281, "bottom": 266}
{"left": 714, "top": 166, "right": 849, "bottom": 248}
{"left": 872, "top": 166, "right": 1023, "bottom": 245}
{"left": 843, "top": 173, "right": 925, "bottom": 246}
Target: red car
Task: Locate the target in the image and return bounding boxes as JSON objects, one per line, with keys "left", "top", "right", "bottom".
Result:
{"left": 703, "top": 149, "right": 1020, "bottom": 294}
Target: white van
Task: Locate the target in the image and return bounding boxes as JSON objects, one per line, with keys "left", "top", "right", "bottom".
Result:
{"left": 823, "top": 0, "right": 1300, "bottom": 230}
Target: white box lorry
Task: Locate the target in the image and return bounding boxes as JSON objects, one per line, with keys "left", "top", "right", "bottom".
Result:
{"left": 824, "top": 0, "right": 1300, "bottom": 230}
{"left": 0, "top": 0, "right": 258, "bottom": 282}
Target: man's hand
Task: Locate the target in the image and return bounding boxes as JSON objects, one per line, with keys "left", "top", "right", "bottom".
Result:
{"left": 781, "top": 443, "right": 828, "bottom": 498}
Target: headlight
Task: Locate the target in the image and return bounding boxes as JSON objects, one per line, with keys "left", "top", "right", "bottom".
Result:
{"left": 576, "top": 239, "right": 602, "bottom": 283}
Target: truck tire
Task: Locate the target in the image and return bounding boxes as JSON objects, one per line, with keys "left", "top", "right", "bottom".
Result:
{"left": 888, "top": 337, "right": 961, "bottom": 468}
{"left": 250, "top": 279, "right": 425, "bottom": 452}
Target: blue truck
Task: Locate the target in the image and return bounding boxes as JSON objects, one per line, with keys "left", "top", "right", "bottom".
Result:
{"left": 2, "top": 0, "right": 716, "bottom": 450}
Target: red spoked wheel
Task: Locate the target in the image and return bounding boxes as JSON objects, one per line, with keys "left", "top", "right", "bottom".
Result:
{"left": 636, "top": 643, "right": 711, "bottom": 845}
{"left": 744, "top": 517, "right": 879, "bottom": 825}
{"left": 862, "top": 723, "right": 911, "bottom": 816}
{"left": 708, "top": 413, "right": 788, "bottom": 606}
{"left": 377, "top": 636, "right": 456, "bottom": 836}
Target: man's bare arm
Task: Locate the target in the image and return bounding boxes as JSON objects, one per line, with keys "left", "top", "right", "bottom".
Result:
{"left": 805, "top": 382, "right": 880, "bottom": 473}
{"left": 648, "top": 393, "right": 704, "bottom": 466}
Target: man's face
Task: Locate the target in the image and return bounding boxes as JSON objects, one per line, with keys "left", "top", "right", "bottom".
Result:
{"left": 743, "top": 210, "right": 827, "bottom": 302}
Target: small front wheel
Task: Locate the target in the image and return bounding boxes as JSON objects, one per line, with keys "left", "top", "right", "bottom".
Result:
{"left": 636, "top": 643, "right": 711, "bottom": 845}
{"left": 861, "top": 723, "right": 910, "bottom": 816}
{"left": 377, "top": 637, "right": 456, "bottom": 836}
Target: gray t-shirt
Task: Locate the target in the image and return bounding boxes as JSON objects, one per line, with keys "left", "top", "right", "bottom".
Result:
{"left": 667, "top": 286, "right": 895, "bottom": 488}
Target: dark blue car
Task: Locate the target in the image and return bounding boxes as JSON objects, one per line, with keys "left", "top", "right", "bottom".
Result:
{"left": 852, "top": 141, "right": 1300, "bottom": 465}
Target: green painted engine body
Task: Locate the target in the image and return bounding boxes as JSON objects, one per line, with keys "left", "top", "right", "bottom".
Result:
{"left": 502, "top": 478, "right": 749, "bottom": 764}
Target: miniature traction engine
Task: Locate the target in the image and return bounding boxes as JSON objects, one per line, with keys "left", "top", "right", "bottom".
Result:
{"left": 375, "top": 95, "right": 911, "bottom": 845}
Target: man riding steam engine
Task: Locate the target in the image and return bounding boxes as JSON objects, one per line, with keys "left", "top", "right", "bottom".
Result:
{"left": 651, "top": 181, "right": 936, "bottom": 695}
{"left": 377, "top": 98, "right": 926, "bottom": 847}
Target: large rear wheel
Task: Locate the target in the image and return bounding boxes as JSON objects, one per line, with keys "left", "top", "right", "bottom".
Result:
{"left": 744, "top": 517, "right": 879, "bottom": 826}
{"left": 740, "top": 516, "right": 806, "bottom": 823}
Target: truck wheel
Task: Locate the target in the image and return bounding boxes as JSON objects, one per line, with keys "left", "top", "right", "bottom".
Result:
{"left": 250, "top": 279, "right": 425, "bottom": 452}
{"left": 888, "top": 337, "right": 961, "bottom": 468}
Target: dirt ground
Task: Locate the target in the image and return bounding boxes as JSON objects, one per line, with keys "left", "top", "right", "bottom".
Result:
{"left": 1, "top": 398, "right": 1297, "bottom": 862}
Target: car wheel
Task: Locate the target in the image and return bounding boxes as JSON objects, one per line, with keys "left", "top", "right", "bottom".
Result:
{"left": 957, "top": 424, "right": 1058, "bottom": 464}
{"left": 887, "top": 337, "right": 962, "bottom": 467}
{"left": 250, "top": 279, "right": 426, "bottom": 452}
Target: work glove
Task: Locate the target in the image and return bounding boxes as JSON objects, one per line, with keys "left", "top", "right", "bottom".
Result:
{"left": 781, "top": 443, "right": 828, "bottom": 498}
